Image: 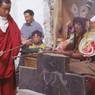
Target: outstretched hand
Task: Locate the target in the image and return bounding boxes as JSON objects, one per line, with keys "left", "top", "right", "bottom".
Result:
{"left": 0, "top": 51, "right": 4, "bottom": 56}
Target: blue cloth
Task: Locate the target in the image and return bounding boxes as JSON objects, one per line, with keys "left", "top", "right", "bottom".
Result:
{"left": 21, "top": 20, "right": 43, "bottom": 39}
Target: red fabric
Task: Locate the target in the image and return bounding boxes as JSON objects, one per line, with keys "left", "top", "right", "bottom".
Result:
{"left": 0, "top": 15, "right": 21, "bottom": 78}
{"left": 86, "top": 77, "right": 95, "bottom": 95}
{"left": 0, "top": 76, "right": 16, "bottom": 95}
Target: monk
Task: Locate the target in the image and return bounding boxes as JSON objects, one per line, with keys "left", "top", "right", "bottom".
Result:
{"left": 55, "top": 17, "right": 95, "bottom": 95}
{"left": 0, "top": 0, "right": 21, "bottom": 95}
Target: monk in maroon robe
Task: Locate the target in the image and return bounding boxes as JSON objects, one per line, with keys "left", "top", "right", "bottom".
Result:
{"left": 55, "top": 17, "right": 95, "bottom": 95}
{"left": 0, "top": 0, "right": 21, "bottom": 95}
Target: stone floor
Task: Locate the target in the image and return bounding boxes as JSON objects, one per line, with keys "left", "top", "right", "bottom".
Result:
{"left": 17, "top": 89, "right": 45, "bottom": 95}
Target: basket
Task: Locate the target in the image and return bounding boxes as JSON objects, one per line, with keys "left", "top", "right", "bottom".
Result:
{"left": 23, "top": 54, "right": 38, "bottom": 68}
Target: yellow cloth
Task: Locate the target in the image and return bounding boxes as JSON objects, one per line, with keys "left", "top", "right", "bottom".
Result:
{"left": 29, "top": 43, "right": 46, "bottom": 49}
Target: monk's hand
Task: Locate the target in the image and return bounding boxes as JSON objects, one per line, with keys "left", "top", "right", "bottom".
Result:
{"left": 0, "top": 51, "right": 4, "bottom": 56}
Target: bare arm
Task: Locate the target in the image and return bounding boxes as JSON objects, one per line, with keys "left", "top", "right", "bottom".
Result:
{"left": 62, "top": 50, "right": 85, "bottom": 60}
{"left": 0, "top": 51, "right": 4, "bottom": 56}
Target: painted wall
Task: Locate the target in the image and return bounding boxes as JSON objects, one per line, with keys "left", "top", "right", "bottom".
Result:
{"left": 11, "top": 0, "right": 44, "bottom": 29}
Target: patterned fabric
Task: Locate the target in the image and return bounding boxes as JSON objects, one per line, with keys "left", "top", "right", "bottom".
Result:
{"left": 79, "top": 29, "right": 95, "bottom": 57}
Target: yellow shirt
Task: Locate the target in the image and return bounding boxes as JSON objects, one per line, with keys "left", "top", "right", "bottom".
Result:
{"left": 29, "top": 43, "right": 46, "bottom": 50}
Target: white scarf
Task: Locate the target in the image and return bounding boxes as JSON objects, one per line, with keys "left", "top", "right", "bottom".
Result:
{"left": 0, "top": 16, "right": 9, "bottom": 32}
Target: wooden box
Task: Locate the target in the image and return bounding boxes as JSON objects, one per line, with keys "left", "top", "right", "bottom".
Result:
{"left": 23, "top": 53, "right": 38, "bottom": 68}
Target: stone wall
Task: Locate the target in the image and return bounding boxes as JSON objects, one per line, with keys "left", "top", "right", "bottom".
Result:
{"left": 43, "top": 0, "right": 54, "bottom": 47}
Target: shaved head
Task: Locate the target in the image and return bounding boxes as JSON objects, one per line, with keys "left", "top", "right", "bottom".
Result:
{"left": 0, "top": 0, "right": 11, "bottom": 6}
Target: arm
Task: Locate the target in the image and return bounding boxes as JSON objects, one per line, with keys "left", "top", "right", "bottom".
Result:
{"left": 21, "top": 24, "right": 32, "bottom": 45}
{"left": 62, "top": 50, "right": 84, "bottom": 60}
{"left": 71, "top": 51, "right": 84, "bottom": 59}
{"left": 21, "top": 35, "right": 32, "bottom": 45}
{"left": 0, "top": 51, "right": 4, "bottom": 57}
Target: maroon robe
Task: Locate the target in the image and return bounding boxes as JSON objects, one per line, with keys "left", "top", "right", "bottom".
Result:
{"left": 0, "top": 15, "right": 21, "bottom": 95}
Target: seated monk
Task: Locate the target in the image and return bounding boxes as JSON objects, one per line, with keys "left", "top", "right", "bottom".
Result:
{"left": 55, "top": 17, "right": 95, "bottom": 95}
{"left": 56, "top": 21, "right": 75, "bottom": 51}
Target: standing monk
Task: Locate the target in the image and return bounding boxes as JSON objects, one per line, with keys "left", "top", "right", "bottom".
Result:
{"left": 0, "top": 0, "right": 21, "bottom": 95}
